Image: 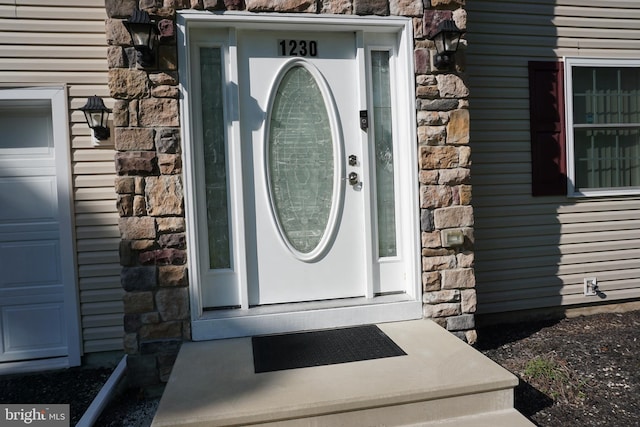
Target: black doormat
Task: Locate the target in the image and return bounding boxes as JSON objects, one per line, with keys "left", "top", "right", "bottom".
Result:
{"left": 252, "top": 324, "right": 406, "bottom": 373}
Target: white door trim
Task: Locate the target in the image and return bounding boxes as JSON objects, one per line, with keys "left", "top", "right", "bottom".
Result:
{"left": 0, "top": 86, "right": 81, "bottom": 371}
{"left": 178, "top": 12, "right": 421, "bottom": 340}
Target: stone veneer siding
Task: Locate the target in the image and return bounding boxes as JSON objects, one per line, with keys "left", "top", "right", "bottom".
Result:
{"left": 105, "top": 0, "right": 474, "bottom": 388}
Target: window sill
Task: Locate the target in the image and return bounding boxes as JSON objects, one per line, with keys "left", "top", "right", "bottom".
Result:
{"left": 568, "top": 187, "right": 640, "bottom": 198}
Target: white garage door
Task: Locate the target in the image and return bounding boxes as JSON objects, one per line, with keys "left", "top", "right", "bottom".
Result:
{"left": 0, "top": 87, "right": 80, "bottom": 372}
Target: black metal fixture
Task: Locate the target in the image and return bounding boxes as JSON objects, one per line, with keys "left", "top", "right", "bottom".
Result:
{"left": 80, "top": 95, "right": 111, "bottom": 142}
{"left": 124, "top": 9, "right": 158, "bottom": 67}
{"left": 429, "top": 19, "right": 464, "bottom": 69}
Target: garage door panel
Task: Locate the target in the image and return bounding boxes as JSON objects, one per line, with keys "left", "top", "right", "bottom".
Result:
{"left": 0, "top": 303, "right": 67, "bottom": 362}
{"left": 0, "top": 286, "right": 64, "bottom": 303}
{"left": 0, "top": 228, "right": 58, "bottom": 242}
{"left": 0, "top": 166, "right": 56, "bottom": 178}
{"left": 0, "top": 240, "right": 61, "bottom": 288}
{"left": 0, "top": 176, "right": 57, "bottom": 222}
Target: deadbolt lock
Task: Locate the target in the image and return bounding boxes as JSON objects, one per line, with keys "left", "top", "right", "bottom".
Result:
{"left": 348, "top": 172, "right": 359, "bottom": 186}
{"left": 348, "top": 155, "right": 357, "bottom": 166}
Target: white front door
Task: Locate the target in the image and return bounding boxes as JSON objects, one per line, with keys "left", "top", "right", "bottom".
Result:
{"left": 0, "top": 88, "right": 80, "bottom": 370}
{"left": 183, "top": 14, "right": 422, "bottom": 339}
{"left": 239, "top": 31, "right": 366, "bottom": 305}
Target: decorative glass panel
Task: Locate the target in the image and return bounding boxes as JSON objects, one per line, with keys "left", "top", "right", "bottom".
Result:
{"left": 268, "top": 65, "right": 334, "bottom": 254}
{"left": 200, "top": 47, "right": 231, "bottom": 269}
{"left": 371, "top": 51, "right": 397, "bottom": 257}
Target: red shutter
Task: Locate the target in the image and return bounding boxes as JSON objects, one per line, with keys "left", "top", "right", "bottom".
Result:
{"left": 528, "top": 61, "right": 567, "bottom": 196}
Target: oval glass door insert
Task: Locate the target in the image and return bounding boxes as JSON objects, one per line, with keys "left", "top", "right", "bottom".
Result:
{"left": 265, "top": 61, "right": 342, "bottom": 260}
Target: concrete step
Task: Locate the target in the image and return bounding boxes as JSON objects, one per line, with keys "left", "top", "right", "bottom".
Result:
{"left": 419, "top": 409, "right": 534, "bottom": 427}
{"left": 152, "top": 320, "right": 534, "bottom": 427}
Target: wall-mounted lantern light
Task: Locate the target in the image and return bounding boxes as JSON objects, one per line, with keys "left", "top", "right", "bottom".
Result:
{"left": 124, "top": 9, "right": 158, "bottom": 67}
{"left": 80, "top": 95, "right": 111, "bottom": 144}
{"left": 429, "top": 19, "right": 464, "bottom": 69}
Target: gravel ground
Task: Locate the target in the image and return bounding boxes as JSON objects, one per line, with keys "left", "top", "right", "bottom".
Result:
{"left": 1, "top": 310, "right": 638, "bottom": 426}
{"left": 93, "top": 388, "right": 159, "bottom": 427}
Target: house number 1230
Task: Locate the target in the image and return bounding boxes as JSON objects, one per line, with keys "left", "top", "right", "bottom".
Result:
{"left": 278, "top": 40, "right": 318, "bottom": 57}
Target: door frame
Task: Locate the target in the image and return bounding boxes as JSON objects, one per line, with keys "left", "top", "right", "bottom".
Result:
{"left": 0, "top": 86, "right": 81, "bottom": 373}
{"left": 178, "top": 12, "right": 421, "bottom": 340}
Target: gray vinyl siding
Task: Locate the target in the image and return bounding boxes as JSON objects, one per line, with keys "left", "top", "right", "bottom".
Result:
{"left": 467, "top": 0, "right": 640, "bottom": 314}
{"left": 0, "top": 0, "right": 123, "bottom": 352}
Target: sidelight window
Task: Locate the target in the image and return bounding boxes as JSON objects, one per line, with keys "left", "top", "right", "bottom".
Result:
{"left": 200, "top": 47, "right": 232, "bottom": 269}
{"left": 371, "top": 50, "right": 397, "bottom": 257}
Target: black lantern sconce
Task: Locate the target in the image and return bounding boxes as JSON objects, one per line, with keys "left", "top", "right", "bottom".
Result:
{"left": 80, "top": 95, "right": 111, "bottom": 144}
{"left": 124, "top": 9, "right": 158, "bottom": 67}
{"left": 429, "top": 20, "right": 465, "bottom": 69}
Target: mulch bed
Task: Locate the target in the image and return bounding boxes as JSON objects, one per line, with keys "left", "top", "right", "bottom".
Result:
{"left": 0, "top": 366, "right": 159, "bottom": 427}
{"left": 477, "top": 310, "right": 640, "bottom": 427}
{"left": 0, "top": 366, "right": 112, "bottom": 425}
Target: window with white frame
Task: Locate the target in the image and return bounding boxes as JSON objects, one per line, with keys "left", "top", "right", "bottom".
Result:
{"left": 566, "top": 58, "right": 640, "bottom": 196}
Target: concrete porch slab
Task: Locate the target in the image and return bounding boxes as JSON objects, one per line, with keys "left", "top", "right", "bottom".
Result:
{"left": 152, "top": 320, "right": 533, "bottom": 427}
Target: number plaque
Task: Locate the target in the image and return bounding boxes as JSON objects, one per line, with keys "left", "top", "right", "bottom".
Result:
{"left": 278, "top": 40, "right": 318, "bottom": 57}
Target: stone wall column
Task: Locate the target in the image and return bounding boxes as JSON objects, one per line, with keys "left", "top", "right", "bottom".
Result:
{"left": 106, "top": 0, "right": 188, "bottom": 390}
{"left": 416, "top": 0, "right": 476, "bottom": 344}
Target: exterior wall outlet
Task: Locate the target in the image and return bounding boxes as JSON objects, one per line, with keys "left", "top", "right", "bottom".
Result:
{"left": 584, "top": 277, "right": 598, "bottom": 296}
{"left": 441, "top": 229, "right": 465, "bottom": 247}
